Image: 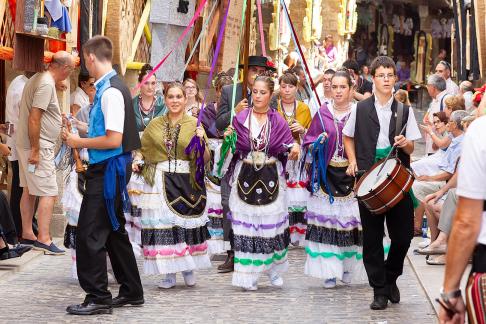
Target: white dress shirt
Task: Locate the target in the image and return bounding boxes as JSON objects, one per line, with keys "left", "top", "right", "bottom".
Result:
{"left": 5, "top": 75, "right": 28, "bottom": 161}
{"left": 342, "top": 95, "right": 422, "bottom": 149}
{"left": 446, "top": 78, "right": 459, "bottom": 96}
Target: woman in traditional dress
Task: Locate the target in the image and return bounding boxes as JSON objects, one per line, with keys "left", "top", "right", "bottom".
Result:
{"left": 303, "top": 69, "right": 365, "bottom": 288}
{"left": 200, "top": 73, "right": 233, "bottom": 254}
{"left": 183, "top": 78, "right": 203, "bottom": 118}
{"left": 127, "top": 64, "right": 166, "bottom": 256}
{"left": 133, "top": 82, "right": 211, "bottom": 289}
{"left": 224, "top": 75, "right": 297, "bottom": 290}
{"left": 276, "top": 71, "right": 312, "bottom": 246}
{"left": 133, "top": 64, "right": 167, "bottom": 134}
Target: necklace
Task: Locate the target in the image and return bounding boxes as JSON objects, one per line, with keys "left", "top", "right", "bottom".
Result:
{"left": 138, "top": 95, "right": 156, "bottom": 128}
{"left": 331, "top": 103, "right": 351, "bottom": 160}
{"left": 249, "top": 109, "right": 271, "bottom": 171}
{"left": 280, "top": 100, "right": 297, "bottom": 126}
{"left": 252, "top": 108, "right": 270, "bottom": 115}
{"left": 163, "top": 116, "right": 182, "bottom": 173}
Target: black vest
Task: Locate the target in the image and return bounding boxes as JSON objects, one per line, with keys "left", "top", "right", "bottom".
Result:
{"left": 109, "top": 75, "right": 141, "bottom": 153}
{"left": 354, "top": 96, "right": 411, "bottom": 171}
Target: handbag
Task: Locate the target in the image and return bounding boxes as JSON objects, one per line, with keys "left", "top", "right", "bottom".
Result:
{"left": 237, "top": 162, "right": 279, "bottom": 206}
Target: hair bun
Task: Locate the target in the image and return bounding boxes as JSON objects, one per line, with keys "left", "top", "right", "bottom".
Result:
{"left": 138, "top": 64, "right": 154, "bottom": 82}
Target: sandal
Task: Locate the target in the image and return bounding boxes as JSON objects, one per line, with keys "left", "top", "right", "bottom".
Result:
{"left": 426, "top": 254, "right": 446, "bottom": 265}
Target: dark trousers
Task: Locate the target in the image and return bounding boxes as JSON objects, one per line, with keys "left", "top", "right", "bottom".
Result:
{"left": 0, "top": 191, "right": 17, "bottom": 245}
{"left": 76, "top": 164, "right": 143, "bottom": 304}
{"left": 360, "top": 194, "right": 414, "bottom": 296}
{"left": 221, "top": 174, "right": 233, "bottom": 251}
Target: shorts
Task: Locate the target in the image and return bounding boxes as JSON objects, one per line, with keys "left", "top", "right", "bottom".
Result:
{"left": 412, "top": 180, "right": 445, "bottom": 202}
{"left": 18, "top": 147, "right": 58, "bottom": 197}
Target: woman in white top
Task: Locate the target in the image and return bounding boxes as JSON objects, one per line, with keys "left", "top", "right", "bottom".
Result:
{"left": 70, "top": 73, "right": 94, "bottom": 115}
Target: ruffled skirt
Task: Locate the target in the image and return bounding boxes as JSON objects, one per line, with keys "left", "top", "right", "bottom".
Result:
{"left": 138, "top": 162, "right": 211, "bottom": 275}
{"left": 205, "top": 177, "right": 229, "bottom": 254}
{"left": 286, "top": 159, "right": 309, "bottom": 246}
{"left": 304, "top": 190, "right": 366, "bottom": 283}
{"left": 230, "top": 161, "right": 290, "bottom": 289}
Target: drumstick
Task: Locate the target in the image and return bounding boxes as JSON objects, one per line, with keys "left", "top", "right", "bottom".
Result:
{"left": 375, "top": 122, "right": 408, "bottom": 178}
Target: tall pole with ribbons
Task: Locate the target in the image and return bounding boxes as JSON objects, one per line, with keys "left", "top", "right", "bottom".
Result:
{"left": 242, "top": 0, "right": 252, "bottom": 99}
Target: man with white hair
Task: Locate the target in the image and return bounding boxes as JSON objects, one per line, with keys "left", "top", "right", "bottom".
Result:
{"left": 424, "top": 74, "right": 450, "bottom": 155}
{"left": 435, "top": 61, "right": 459, "bottom": 95}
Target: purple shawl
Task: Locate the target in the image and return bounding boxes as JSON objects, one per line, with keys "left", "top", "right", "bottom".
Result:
{"left": 200, "top": 102, "right": 221, "bottom": 139}
{"left": 302, "top": 104, "right": 337, "bottom": 167}
{"left": 227, "top": 108, "right": 293, "bottom": 177}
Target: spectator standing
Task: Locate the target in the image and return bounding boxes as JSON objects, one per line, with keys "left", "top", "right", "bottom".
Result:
{"left": 15, "top": 51, "right": 74, "bottom": 255}
{"left": 323, "top": 35, "right": 338, "bottom": 70}
{"left": 361, "top": 65, "right": 372, "bottom": 82}
{"left": 424, "top": 74, "right": 450, "bottom": 155}
{"left": 5, "top": 72, "right": 34, "bottom": 238}
{"left": 435, "top": 61, "right": 459, "bottom": 95}
{"left": 70, "top": 72, "right": 92, "bottom": 115}
{"left": 320, "top": 68, "right": 335, "bottom": 105}
{"left": 343, "top": 59, "right": 373, "bottom": 101}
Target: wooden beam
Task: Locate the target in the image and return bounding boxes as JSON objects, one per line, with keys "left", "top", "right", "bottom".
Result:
{"left": 129, "top": 0, "right": 151, "bottom": 63}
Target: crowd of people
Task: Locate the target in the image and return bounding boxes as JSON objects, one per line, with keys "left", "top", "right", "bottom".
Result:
{"left": 0, "top": 34, "right": 485, "bottom": 322}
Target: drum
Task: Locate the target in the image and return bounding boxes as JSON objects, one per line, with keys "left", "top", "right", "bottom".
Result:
{"left": 355, "top": 158, "right": 414, "bottom": 215}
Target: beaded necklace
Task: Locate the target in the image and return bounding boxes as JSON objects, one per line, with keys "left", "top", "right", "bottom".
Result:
{"left": 330, "top": 101, "right": 351, "bottom": 160}
{"left": 249, "top": 109, "right": 272, "bottom": 171}
{"left": 280, "top": 100, "right": 297, "bottom": 126}
{"left": 138, "top": 95, "right": 156, "bottom": 129}
{"left": 163, "top": 116, "right": 182, "bottom": 173}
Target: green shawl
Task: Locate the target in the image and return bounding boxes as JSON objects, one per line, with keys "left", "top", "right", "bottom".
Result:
{"left": 140, "top": 114, "right": 208, "bottom": 187}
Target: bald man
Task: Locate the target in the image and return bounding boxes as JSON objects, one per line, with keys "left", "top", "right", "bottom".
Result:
{"left": 16, "top": 51, "right": 75, "bottom": 254}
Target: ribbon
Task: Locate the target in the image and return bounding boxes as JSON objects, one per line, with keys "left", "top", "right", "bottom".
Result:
{"left": 137, "top": 0, "right": 208, "bottom": 89}
{"left": 256, "top": 0, "right": 267, "bottom": 57}
{"left": 217, "top": 0, "right": 247, "bottom": 176}
{"left": 180, "top": 0, "right": 220, "bottom": 80}
{"left": 310, "top": 133, "right": 334, "bottom": 204}
{"left": 216, "top": 130, "right": 237, "bottom": 176}
{"left": 186, "top": 0, "right": 231, "bottom": 187}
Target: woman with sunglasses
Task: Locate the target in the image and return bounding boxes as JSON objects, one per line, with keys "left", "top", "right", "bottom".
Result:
{"left": 133, "top": 64, "right": 166, "bottom": 134}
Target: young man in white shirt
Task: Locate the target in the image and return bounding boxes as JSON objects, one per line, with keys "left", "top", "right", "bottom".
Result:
{"left": 63, "top": 36, "right": 143, "bottom": 315}
{"left": 343, "top": 56, "right": 421, "bottom": 310}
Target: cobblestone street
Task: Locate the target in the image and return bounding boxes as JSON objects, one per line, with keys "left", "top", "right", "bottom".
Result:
{"left": 0, "top": 248, "right": 436, "bottom": 323}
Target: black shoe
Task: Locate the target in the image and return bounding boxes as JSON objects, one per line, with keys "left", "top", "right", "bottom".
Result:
{"left": 112, "top": 296, "right": 144, "bottom": 308}
{"left": 217, "top": 252, "right": 234, "bottom": 273}
{"left": 0, "top": 245, "right": 32, "bottom": 260}
{"left": 370, "top": 295, "right": 388, "bottom": 310}
{"left": 388, "top": 283, "right": 400, "bottom": 304}
{"left": 66, "top": 302, "right": 113, "bottom": 315}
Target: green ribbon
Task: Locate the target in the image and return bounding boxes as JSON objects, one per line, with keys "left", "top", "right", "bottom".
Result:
{"left": 234, "top": 249, "right": 288, "bottom": 266}
{"left": 375, "top": 147, "right": 419, "bottom": 209}
{"left": 288, "top": 206, "right": 307, "bottom": 213}
{"left": 305, "top": 247, "right": 363, "bottom": 260}
{"left": 216, "top": 130, "right": 237, "bottom": 176}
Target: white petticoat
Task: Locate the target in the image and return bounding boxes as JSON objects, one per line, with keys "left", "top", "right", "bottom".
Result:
{"left": 229, "top": 160, "right": 290, "bottom": 288}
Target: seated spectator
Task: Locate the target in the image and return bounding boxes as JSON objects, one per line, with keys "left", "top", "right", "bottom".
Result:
{"left": 413, "top": 112, "right": 450, "bottom": 177}
{"left": 424, "top": 74, "right": 450, "bottom": 155}
{"left": 459, "top": 81, "right": 474, "bottom": 111}
{"left": 443, "top": 95, "right": 465, "bottom": 118}
{"left": 412, "top": 110, "right": 468, "bottom": 236}
{"left": 394, "top": 89, "right": 411, "bottom": 106}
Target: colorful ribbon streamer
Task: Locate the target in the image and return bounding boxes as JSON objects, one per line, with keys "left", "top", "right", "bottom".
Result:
{"left": 185, "top": 0, "right": 232, "bottom": 187}
{"left": 136, "top": 0, "right": 208, "bottom": 89}
{"left": 216, "top": 0, "right": 248, "bottom": 176}
{"left": 256, "top": 0, "right": 267, "bottom": 57}
{"left": 180, "top": 0, "right": 220, "bottom": 80}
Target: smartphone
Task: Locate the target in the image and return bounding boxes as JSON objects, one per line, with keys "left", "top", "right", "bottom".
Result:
{"left": 27, "top": 163, "right": 36, "bottom": 173}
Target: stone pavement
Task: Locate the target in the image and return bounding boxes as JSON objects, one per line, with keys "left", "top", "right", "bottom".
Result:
{"left": 0, "top": 247, "right": 437, "bottom": 323}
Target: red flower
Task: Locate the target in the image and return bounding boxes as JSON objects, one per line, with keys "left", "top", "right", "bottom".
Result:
{"left": 266, "top": 60, "right": 275, "bottom": 68}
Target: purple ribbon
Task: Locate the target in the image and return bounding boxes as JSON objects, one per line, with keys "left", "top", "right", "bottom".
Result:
{"left": 305, "top": 212, "right": 361, "bottom": 228}
{"left": 228, "top": 213, "right": 289, "bottom": 230}
{"left": 184, "top": 136, "right": 206, "bottom": 188}
{"left": 208, "top": 208, "right": 223, "bottom": 215}
{"left": 197, "top": 0, "right": 231, "bottom": 125}
{"left": 186, "top": 0, "right": 231, "bottom": 187}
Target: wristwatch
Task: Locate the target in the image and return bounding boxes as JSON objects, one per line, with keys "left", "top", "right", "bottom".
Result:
{"left": 440, "top": 287, "right": 462, "bottom": 303}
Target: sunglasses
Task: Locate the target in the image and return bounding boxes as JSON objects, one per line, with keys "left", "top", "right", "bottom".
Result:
{"left": 439, "top": 60, "right": 451, "bottom": 70}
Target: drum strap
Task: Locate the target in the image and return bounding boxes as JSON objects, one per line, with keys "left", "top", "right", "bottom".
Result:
{"left": 395, "top": 102, "right": 405, "bottom": 137}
